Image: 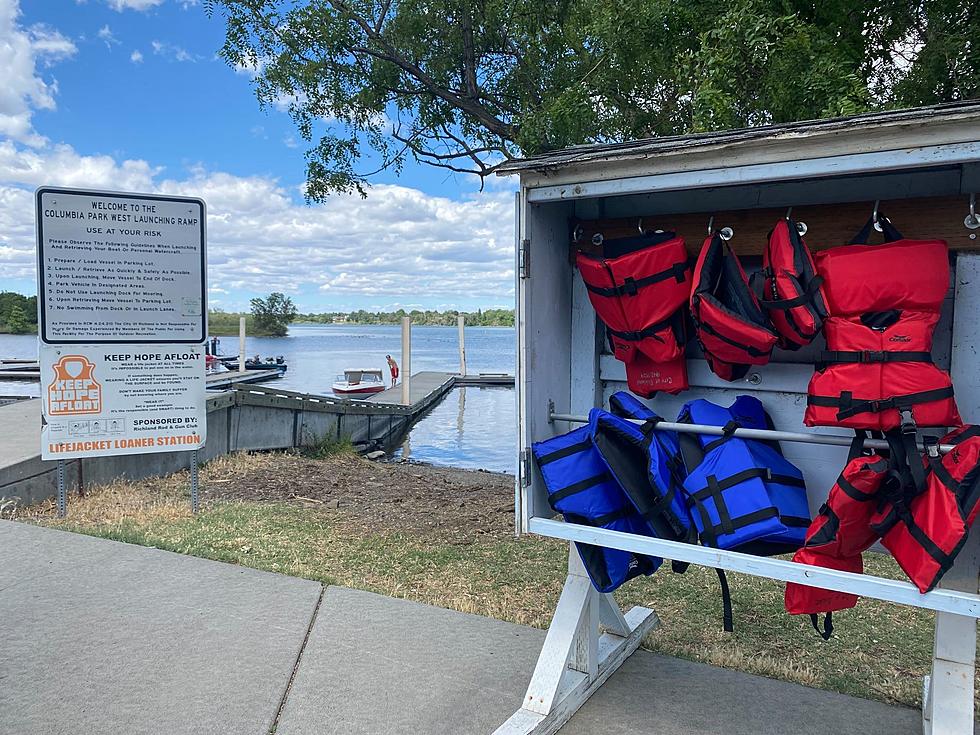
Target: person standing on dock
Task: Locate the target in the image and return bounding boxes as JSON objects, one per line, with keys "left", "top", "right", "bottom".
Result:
{"left": 386, "top": 354, "right": 399, "bottom": 387}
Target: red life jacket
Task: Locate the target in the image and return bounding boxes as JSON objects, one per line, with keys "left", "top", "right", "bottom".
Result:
{"left": 805, "top": 216, "right": 960, "bottom": 431}
{"left": 576, "top": 231, "right": 691, "bottom": 397}
{"left": 871, "top": 426, "right": 980, "bottom": 593}
{"left": 690, "top": 231, "right": 777, "bottom": 381}
{"left": 756, "top": 218, "right": 827, "bottom": 349}
{"left": 784, "top": 449, "right": 888, "bottom": 638}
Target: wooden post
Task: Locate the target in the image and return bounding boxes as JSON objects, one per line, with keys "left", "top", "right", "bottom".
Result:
{"left": 238, "top": 316, "right": 246, "bottom": 373}
{"left": 401, "top": 316, "right": 411, "bottom": 406}
{"left": 457, "top": 315, "right": 466, "bottom": 376}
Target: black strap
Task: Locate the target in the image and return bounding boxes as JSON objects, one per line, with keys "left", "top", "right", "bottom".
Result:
{"left": 847, "top": 430, "right": 869, "bottom": 462}
{"left": 949, "top": 426, "right": 980, "bottom": 446}
{"left": 716, "top": 568, "right": 734, "bottom": 633}
{"left": 696, "top": 319, "right": 772, "bottom": 358}
{"left": 819, "top": 350, "right": 932, "bottom": 365}
{"left": 809, "top": 612, "right": 834, "bottom": 640}
{"left": 606, "top": 309, "right": 683, "bottom": 343}
{"left": 549, "top": 472, "right": 611, "bottom": 504}
{"left": 536, "top": 439, "right": 592, "bottom": 466}
{"left": 686, "top": 467, "right": 806, "bottom": 502}
{"left": 848, "top": 214, "right": 904, "bottom": 245}
{"left": 584, "top": 260, "right": 690, "bottom": 297}
{"left": 702, "top": 420, "right": 742, "bottom": 454}
{"left": 806, "top": 386, "right": 954, "bottom": 421}
{"left": 563, "top": 507, "right": 633, "bottom": 528}
{"left": 759, "top": 275, "right": 825, "bottom": 311}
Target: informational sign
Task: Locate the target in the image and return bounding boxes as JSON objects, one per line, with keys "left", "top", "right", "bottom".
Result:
{"left": 36, "top": 187, "right": 206, "bottom": 344}
{"left": 39, "top": 343, "right": 206, "bottom": 461}
{"left": 36, "top": 186, "right": 208, "bottom": 465}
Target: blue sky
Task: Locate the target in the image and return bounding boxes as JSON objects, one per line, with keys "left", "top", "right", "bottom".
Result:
{"left": 0, "top": 0, "right": 516, "bottom": 312}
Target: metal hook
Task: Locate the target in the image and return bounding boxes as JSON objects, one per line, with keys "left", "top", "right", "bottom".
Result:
{"left": 719, "top": 226, "right": 734, "bottom": 241}
{"left": 785, "top": 207, "right": 793, "bottom": 220}
{"left": 637, "top": 218, "right": 645, "bottom": 235}
{"left": 572, "top": 224, "right": 583, "bottom": 244}
{"left": 591, "top": 232, "right": 604, "bottom": 247}
{"left": 707, "top": 215, "right": 714, "bottom": 236}
{"left": 872, "top": 200, "right": 883, "bottom": 232}
{"left": 965, "top": 193, "right": 980, "bottom": 230}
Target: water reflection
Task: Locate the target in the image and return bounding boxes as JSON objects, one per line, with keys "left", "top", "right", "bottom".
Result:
{"left": 393, "top": 386, "right": 515, "bottom": 474}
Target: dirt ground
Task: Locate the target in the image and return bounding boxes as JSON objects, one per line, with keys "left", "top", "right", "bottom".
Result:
{"left": 197, "top": 452, "right": 516, "bottom": 542}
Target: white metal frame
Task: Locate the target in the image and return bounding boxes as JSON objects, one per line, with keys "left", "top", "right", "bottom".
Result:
{"left": 497, "top": 136, "right": 980, "bottom": 735}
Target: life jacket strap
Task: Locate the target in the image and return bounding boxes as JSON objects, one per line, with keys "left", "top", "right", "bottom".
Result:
{"left": 809, "top": 612, "right": 834, "bottom": 640}
{"left": 686, "top": 467, "right": 806, "bottom": 502}
{"left": 715, "top": 567, "right": 734, "bottom": 633}
{"left": 695, "top": 319, "right": 773, "bottom": 357}
{"left": 548, "top": 471, "right": 612, "bottom": 504}
{"left": 758, "top": 275, "right": 825, "bottom": 311}
{"left": 806, "top": 386, "right": 954, "bottom": 421}
{"left": 535, "top": 438, "right": 593, "bottom": 466}
{"left": 819, "top": 350, "right": 933, "bottom": 365}
{"left": 606, "top": 309, "right": 685, "bottom": 343}
{"left": 584, "top": 260, "right": 691, "bottom": 298}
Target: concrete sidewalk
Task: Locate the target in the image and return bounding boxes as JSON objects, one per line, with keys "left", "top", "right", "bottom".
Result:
{"left": 0, "top": 520, "right": 921, "bottom": 735}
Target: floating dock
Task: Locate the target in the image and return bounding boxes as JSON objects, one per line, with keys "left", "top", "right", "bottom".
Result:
{"left": 205, "top": 369, "right": 283, "bottom": 389}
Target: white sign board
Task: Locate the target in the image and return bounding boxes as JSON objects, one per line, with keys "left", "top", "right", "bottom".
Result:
{"left": 36, "top": 187, "right": 206, "bottom": 344}
{"left": 39, "top": 343, "right": 206, "bottom": 461}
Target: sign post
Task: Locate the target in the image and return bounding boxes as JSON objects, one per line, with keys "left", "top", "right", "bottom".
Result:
{"left": 36, "top": 187, "right": 207, "bottom": 514}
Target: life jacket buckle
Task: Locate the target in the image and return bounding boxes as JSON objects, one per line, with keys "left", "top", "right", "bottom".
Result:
{"left": 899, "top": 408, "right": 916, "bottom": 434}
{"left": 623, "top": 277, "right": 638, "bottom": 296}
{"left": 862, "top": 350, "right": 886, "bottom": 363}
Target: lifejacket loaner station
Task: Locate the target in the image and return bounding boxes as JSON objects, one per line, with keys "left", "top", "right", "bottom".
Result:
{"left": 496, "top": 102, "right": 980, "bottom": 735}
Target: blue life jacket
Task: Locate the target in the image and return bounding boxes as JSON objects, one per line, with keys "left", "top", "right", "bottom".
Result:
{"left": 589, "top": 408, "right": 695, "bottom": 544}
{"left": 609, "top": 390, "right": 682, "bottom": 462}
{"left": 676, "top": 395, "right": 811, "bottom": 554}
{"left": 532, "top": 424, "right": 662, "bottom": 592}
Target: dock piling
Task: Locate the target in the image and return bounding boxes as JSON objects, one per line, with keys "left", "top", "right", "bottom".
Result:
{"left": 238, "top": 317, "right": 246, "bottom": 373}
{"left": 401, "top": 316, "right": 412, "bottom": 406}
{"left": 457, "top": 315, "right": 466, "bottom": 376}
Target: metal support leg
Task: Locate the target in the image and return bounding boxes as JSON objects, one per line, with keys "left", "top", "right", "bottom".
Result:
{"left": 923, "top": 531, "right": 978, "bottom": 735}
{"left": 56, "top": 460, "right": 66, "bottom": 518}
{"left": 492, "top": 544, "right": 659, "bottom": 735}
{"left": 190, "top": 449, "right": 199, "bottom": 514}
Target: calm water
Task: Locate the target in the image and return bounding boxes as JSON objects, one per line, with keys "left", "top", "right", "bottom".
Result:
{"left": 0, "top": 324, "right": 517, "bottom": 473}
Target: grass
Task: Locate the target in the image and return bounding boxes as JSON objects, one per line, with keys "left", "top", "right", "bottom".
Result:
{"left": 301, "top": 435, "right": 356, "bottom": 460}
{"left": 8, "top": 453, "right": 976, "bottom": 714}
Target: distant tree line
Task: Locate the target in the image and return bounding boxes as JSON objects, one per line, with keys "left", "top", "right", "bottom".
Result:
{"left": 300, "top": 308, "right": 514, "bottom": 327}
{"left": 0, "top": 292, "right": 37, "bottom": 334}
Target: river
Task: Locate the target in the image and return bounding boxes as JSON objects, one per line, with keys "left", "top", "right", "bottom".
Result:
{"left": 0, "top": 323, "right": 517, "bottom": 473}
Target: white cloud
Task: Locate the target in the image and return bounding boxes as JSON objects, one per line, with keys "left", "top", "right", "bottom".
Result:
{"left": 97, "top": 24, "right": 119, "bottom": 48}
{"left": 106, "top": 0, "right": 164, "bottom": 11}
{"left": 0, "top": 1, "right": 77, "bottom": 146}
{"left": 0, "top": 142, "right": 515, "bottom": 306}
{"left": 151, "top": 39, "right": 196, "bottom": 63}
{"left": 130, "top": 49, "right": 143, "bottom": 63}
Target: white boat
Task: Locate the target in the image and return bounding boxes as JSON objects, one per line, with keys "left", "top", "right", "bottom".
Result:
{"left": 332, "top": 368, "right": 387, "bottom": 396}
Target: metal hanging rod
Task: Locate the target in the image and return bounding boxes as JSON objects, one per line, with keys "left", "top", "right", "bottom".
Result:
{"left": 548, "top": 413, "right": 956, "bottom": 453}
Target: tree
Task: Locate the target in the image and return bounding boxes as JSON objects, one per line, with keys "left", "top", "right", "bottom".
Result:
{"left": 5, "top": 305, "right": 30, "bottom": 334}
{"left": 250, "top": 292, "right": 298, "bottom": 336}
{"left": 209, "top": 0, "right": 979, "bottom": 198}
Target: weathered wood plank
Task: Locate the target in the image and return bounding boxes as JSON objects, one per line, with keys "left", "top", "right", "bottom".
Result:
{"left": 570, "top": 195, "right": 980, "bottom": 258}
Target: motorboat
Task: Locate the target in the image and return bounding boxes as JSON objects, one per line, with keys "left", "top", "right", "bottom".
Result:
{"left": 218, "top": 354, "right": 288, "bottom": 372}
{"left": 332, "top": 368, "right": 386, "bottom": 396}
